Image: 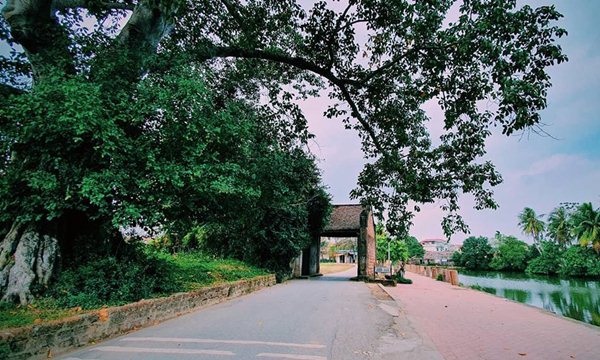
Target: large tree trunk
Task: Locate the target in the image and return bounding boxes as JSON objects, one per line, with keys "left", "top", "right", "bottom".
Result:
{"left": 0, "top": 223, "right": 59, "bottom": 304}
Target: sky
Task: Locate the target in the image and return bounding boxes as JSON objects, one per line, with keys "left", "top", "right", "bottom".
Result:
{"left": 302, "top": 1, "right": 600, "bottom": 244}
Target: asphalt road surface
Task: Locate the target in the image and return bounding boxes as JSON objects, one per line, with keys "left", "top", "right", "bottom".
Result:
{"left": 59, "top": 266, "right": 442, "bottom": 360}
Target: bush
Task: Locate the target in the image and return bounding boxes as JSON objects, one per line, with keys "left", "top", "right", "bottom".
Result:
{"left": 490, "top": 235, "right": 529, "bottom": 271}
{"left": 394, "top": 272, "right": 413, "bottom": 284}
{"left": 526, "top": 241, "right": 563, "bottom": 275}
{"left": 49, "top": 249, "right": 178, "bottom": 309}
{"left": 558, "top": 246, "right": 600, "bottom": 278}
{"left": 436, "top": 274, "right": 444, "bottom": 281}
{"left": 460, "top": 236, "right": 494, "bottom": 270}
{"left": 451, "top": 251, "right": 463, "bottom": 266}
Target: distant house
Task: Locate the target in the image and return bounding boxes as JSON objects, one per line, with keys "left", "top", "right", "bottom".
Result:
{"left": 321, "top": 236, "right": 357, "bottom": 263}
{"left": 419, "top": 239, "right": 462, "bottom": 265}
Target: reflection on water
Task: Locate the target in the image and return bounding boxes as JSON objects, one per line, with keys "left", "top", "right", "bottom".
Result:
{"left": 458, "top": 270, "right": 600, "bottom": 326}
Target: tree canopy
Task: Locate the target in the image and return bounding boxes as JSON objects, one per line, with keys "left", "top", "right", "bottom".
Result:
{"left": 0, "top": 0, "right": 567, "bottom": 301}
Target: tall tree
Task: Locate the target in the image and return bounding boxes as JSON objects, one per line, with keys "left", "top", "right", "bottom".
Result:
{"left": 546, "top": 206, "right": 573, "bottom": 248}
{"left": 0, "top": 0, "right": 567, "bottom": 302}
{"left": 518, "top": 207, "right": 546, "bottom": 249}
{"left": 571, "top": 203, "right": 600, "bottom": 254}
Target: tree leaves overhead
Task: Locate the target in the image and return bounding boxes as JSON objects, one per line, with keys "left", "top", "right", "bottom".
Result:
{"left": 1, "top": 0, "right": 568, "bottom": 238}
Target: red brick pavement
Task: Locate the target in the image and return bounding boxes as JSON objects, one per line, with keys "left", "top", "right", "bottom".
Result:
{"left": 382, "top": 272, "right": 600, "bottom": 360}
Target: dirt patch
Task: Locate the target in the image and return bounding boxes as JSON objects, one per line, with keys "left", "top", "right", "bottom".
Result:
{"left": 368, "top": 283, "right": 394, "bottom": 301}
{"left": 320, "top": 263, "right": 355, "bottom": 274}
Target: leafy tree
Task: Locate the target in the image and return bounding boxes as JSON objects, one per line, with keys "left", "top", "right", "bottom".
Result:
{"left": 546, "top": 206, "right": 573, "bottom": 248}
{"left": 558, "top": 246, "right": 600, "bottom": 278}
{"left": 0, "top": 0, "right": 567, "bottom": 302}
{"left": 404, "top": 236, "right": 425, "bottom": 260}
{"left": 459, "top": 236, "right": 493, "bottom": 270}
{"left": 451, "top": 251, "right": 463, "bottom": 266}
{"left": 376, "top": 224, "right": 408, "bottom": 263}
{"left": 376, "top": 237, "right": 408, "bottom": 264}
{"left": 526, "top": 241, "right": 563, "bottom": 275}
{"left": 489, "top": 233, "right": 529, "bottom": 272}
{"left": 571, "top": 203, "right": 600, "bottom": 254}
{"left": 518, "top": 207, "right": 546, "bottom": 250}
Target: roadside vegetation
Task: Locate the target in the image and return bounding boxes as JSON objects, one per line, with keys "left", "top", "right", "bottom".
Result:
{"left": 452, "top": 202, "right": 600, "bottom": 279}
{"left": 0, "top": 249, "right": 268, "bottom": 329}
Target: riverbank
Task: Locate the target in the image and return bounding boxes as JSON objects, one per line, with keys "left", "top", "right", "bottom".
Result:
{"left": 384, "top": 271, "right": 600, "bottom": 360}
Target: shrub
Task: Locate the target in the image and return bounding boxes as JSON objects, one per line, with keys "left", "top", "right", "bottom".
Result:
{"left": 436, "top": 274, "right": 444, "bottom": 281}
{"left": 394, "top": 272, "right": 413, "bottom": 284}
{"left": 49, "top": 249, "right": 178, "bottom": 309}
{"left": 526, "top": 241, "right": 563, "bottom": 275}
{"left": 460, "top": 236, "right": 494, "bottom": 270}
{"left": 490, "top": 234, "right": 529, "bottom": 271}
{"left": 558, "top": 246, "right": 600, "bottom": 278}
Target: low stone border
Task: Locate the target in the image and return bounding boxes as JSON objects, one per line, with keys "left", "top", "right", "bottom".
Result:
{"left": 0, "top": 274, "right": 276, "bottom": 360}
{"left": 405, "top": 264, "right": 459, "bottom": 285}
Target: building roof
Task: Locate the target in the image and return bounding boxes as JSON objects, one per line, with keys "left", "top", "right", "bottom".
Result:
{"left": 323, "top": 204, "right": 364, "bottom": 232}
{"left": 420, "top": 238, "right": 447, "bottom": 245}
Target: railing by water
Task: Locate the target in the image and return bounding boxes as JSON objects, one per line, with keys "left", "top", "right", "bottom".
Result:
{"left": 405, "top": 264, "right": 460, "bottom": 285}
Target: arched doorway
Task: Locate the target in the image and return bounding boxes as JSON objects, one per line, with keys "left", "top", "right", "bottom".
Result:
{"left": 292, "top": 204, "right": 376, "bottom": 280}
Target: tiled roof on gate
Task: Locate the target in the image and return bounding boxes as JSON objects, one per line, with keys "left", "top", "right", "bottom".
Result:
{"left": 323, "top": 204, "right": 364, "bottom": 231}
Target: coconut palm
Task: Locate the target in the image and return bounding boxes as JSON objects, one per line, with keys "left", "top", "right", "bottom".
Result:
{"left": 546, "top": 206, "right": 573, "bottom": 248}
{"left": 518, "top": 207, "right": 545, "bottom": 249}
{"left": 571, "top": 203, "right": 600, "bottom": 253}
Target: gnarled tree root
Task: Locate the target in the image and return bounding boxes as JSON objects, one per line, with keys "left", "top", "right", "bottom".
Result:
{"left": 0, "top": 223, "right": 59, "bottom": 304}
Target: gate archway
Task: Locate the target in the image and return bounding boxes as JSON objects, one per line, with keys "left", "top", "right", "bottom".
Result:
{"left": 292, "top": 204, "right": 376, "bottom": 280}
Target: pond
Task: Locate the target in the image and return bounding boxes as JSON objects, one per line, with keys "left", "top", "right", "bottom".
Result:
{"left": 457, "top": 270, "right": 600, "bottom": 326}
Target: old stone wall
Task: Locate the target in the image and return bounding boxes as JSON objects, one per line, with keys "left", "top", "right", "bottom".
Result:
{"left": 405, "top": 264, "right": 459, "bottom": 286}
{"left": 0, "top": 275, "right": 276, "bottom": 360}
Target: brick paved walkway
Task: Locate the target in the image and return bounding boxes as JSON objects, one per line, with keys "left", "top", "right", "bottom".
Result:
{"left": 382, "top": 272, "right": 600, "bottom": 360}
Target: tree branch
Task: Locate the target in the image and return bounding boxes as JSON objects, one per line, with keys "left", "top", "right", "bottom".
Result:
{"left": 199, "top": 46, "right": 362, "bottom": 87}
{"left": 188, "top": 45, "right": 386, "bottom": 155}
{"left": 51, "top": 0, "right": 135, "bottom": 12}
{"left": 1, "top": 0, "right": 75, "bottom": 79}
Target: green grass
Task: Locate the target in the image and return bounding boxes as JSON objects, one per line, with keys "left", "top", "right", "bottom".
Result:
{"left": 0, "top": 300, "right": 83, "bottom": 329}
{"left": 0, "top": 252, "right": 269, "bottom": 330}
{"left": 168, "top": 252, "right": 269, "bottom": 290}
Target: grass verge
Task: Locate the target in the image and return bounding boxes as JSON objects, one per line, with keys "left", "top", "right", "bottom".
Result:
{"left": 0, "top": 252, "right": 269, "bottom": 330}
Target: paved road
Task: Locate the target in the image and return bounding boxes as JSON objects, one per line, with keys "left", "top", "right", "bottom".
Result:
{"left": 59, "top": 266, "right": 441, "bottom": 360}
{"left": 383, "top": 271, "right": 600, "bottom": 360}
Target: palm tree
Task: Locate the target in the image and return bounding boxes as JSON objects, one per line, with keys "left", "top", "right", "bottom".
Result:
{"left": 518, "top": 207, "right": 545, "bottom": 250}
{"left": 546, "top": 206, "right": 573, "bottom": 248}
{"left": 571, "top": 203, "right": 600, "bottom": 254}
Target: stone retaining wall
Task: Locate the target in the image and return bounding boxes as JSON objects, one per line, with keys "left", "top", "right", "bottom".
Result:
{"left": 405, "top": 264, "right": 459, "bottom": 286}
{"left": 0, "top": 275, "right": 276, "bottom": 360}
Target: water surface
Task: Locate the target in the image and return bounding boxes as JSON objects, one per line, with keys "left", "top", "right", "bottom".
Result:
{"left": 458, "top": 270, "right": 600, "bottom": 326}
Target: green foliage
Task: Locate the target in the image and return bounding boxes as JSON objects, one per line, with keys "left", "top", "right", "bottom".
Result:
{"left": 526, "top": 241, "right": 563, "bottom": 275}
{"left": 459, "top": 236, "right": 494, "bottom": 270}
{"left": 393, "top": 272, "right": 412, "bottom": 284}
{"left": 376, "top": 227, "right": 408, "bottom": 263}
{"left": 0, "top": 299, "right": 80, "bottom": 330}
{"left": 0, "top": 250, "right": 268, "bottom": 328}
{"left": 558, "top": 246, "right": 600, "bottom": 278}
{"left": 436, "top": 274, "right": 444, "bottom": 281}
{"left": 1, "top": 65, "right": 330, "bottom": 280}
{"left": 451, "top": 251, "right": 463, "bottom": 266}
{"left": 49, "top": 249, "right": 179, "bottom": 309}
{"left": 490, "top": 234, "right": 530, "bottom": 272}
{"left": 518, "top": 207, "right": 545, "bottom": 245}
{"left": 0, "top": 0, "right": 568, "bottom": 250}
{"left": 571, "top": 203, "right": 600, "bottom": 253}
{"left": 546, "top": 206, "right": 573, "bottom": 247}
{"left": 404, "top": 236, "right": 425, "bottom": 260}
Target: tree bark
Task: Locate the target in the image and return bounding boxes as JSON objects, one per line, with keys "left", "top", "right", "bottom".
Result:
{"left": 0, "top": 223, "right": 59, "bottom": 304}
